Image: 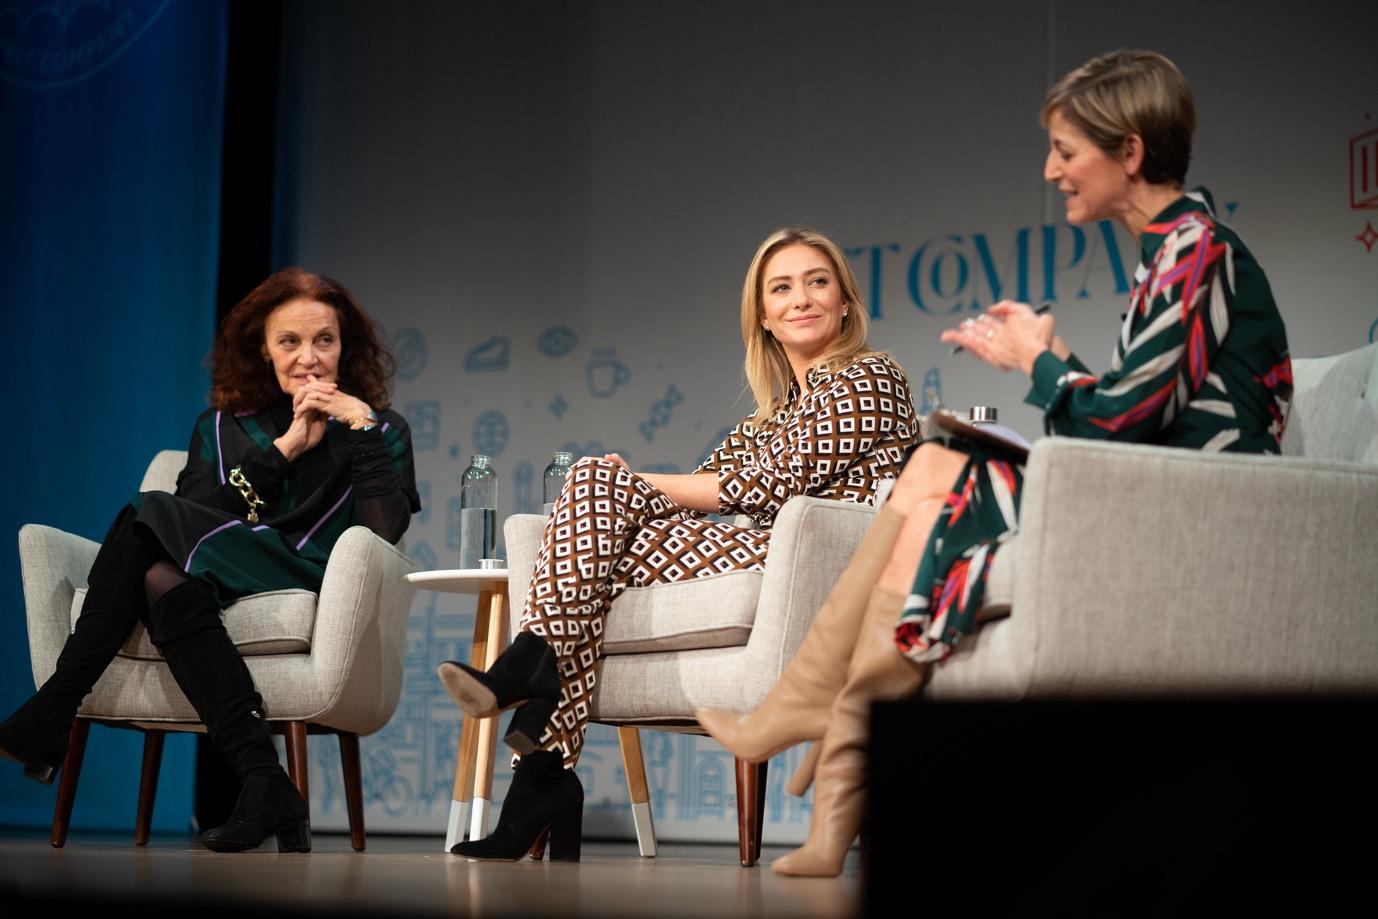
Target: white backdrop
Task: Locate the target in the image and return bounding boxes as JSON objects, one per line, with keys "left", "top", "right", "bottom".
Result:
{"left": 274, "top": 0, "right": 1378, "bottom": 842}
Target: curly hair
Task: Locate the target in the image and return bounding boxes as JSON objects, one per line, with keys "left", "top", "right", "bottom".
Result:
{"left": 210, "top": 267, "right": 395, "bottom": 413}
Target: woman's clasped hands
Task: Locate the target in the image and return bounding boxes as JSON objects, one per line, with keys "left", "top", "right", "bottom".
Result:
{"left": 274, "top": 376, "right": 373, "bottom": 461}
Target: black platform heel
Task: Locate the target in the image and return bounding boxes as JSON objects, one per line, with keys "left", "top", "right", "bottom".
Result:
{"left": 450, "top": 750, "right": 583, "bottom": 862}
{"left": 438, "top": 632, "right": 561, "bottom": 753}
{"left": 200, "top": 772, "right": 313, "bottom": 853}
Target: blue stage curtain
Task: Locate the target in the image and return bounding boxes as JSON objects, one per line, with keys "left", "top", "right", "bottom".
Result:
{"left": 1, "top": 0, "right": 227, "bottom": 831}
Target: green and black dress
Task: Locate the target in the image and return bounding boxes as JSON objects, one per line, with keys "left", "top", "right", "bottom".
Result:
{"left": 131, "top": 398, "right": 419, "bottom": 608}
{"left": 898, "top": 188, "right": 1293, "bottom": 662}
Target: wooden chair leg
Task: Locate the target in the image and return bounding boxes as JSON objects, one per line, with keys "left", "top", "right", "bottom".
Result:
{"left": 135, "top": 730, "right": 166, "bottom": 846}
{"left": 283, "top": 721, "right": 310, "bottom": 821}
{"left": 618, "top": 726, "right": 657, "bottom": 857}
{"left": 338, "top": 732, "right": 366, "bottom": 851}
{"left": 50, "top": 718, "right": 91, "bottom": 848}
{"left": 734, "top": 756, "right": 767, "bottom": 867}
{"left": 753, "top": 760, "right": 767, "bottom": 863}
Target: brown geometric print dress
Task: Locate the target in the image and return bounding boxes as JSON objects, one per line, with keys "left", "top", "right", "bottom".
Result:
{"left": 518, "top": 354, "right": 917, "bottom": 766}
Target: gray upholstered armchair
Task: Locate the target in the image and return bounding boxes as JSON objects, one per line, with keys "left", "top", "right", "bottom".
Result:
{"left": 18, "top": 449, "right": 417, "bottom": 848}
{"left": 504, "top": 496, "right": 878, "bottom": 866}
{"left": 928, "top": 341, "right": 1378, "bottom": 700}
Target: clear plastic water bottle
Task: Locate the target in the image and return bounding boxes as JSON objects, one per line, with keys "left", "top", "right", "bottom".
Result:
{"left": 459, "top": 454, "right": 497, "bottom": 569}
{"left": 542, "top": 451, "right": 574, "bottom": 515}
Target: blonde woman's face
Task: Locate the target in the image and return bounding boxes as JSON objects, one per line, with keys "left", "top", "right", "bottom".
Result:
{"left": 758, "top": 244, "right": 846, "bottom": 367}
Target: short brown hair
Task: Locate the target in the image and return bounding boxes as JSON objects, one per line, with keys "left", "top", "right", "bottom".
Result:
{"left": 1041, "top": 50, "right": 1195, "bottom": 187}
{"left": 210, "top": 267, "right": 395, "bottom": 413}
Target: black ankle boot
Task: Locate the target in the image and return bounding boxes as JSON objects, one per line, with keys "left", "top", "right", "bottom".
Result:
{"left": 199, "top": 772, "right": 311, "bottom": 853}
{"left": 0, "top": 695, "right": 73, "bottom": 785}
{"left": 450, "top": 750, "right": 583, "bottom": 862}
{"left": 438, "top": 632, "right": 560, "bottom": 754}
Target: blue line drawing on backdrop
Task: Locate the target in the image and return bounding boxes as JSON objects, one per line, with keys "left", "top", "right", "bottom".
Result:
{"left": 513, "top": 461, "right": 535, "bottom": 514}
{"left": 676, "top": 736, "right": 734, "bottom": 820}
{"left": 406, "top": 400, "right": 440, "bottom": 451}
{"left": 1370, "top": 317, "right": 1378, "bottom": 343}
{"left": 561, "top": 440, "right": 610, "bottom": 461}
{"left": 464, "top": 336, "right": 510, "bottom": 373}
{"left": 587, "top": 347, "right": 631, "bottom": 398}
{"left": 416, "top": 481, "right": 431, "bottom": 525}
{"left": 391, "top": 327, "right": 428, "bottom": 381}
{"left": 638, "top": 385, "right": 684, "bottom": 441}
{"left": 920, "top": 367, "right": 943, "bottom": 413}
{"left": 473, "top": 410, "right": 509, "bottom": 457}
{"left": 0, "top": 0, "right": 171, "bottom": 90}
{"left": 640, "top": 463, "right": 682, "bottom": 474}
{"left": 548, "top": 394, "right": 568, "bottom": 419}
{"left": 537, "top": 325, "right": 579, "bottom": 358}
{"left": 448, "top": 443, "right": 461, "bottom": 460}
{"left": 446, "top": 497, "right": 462, "bottom": 551}
{"left": 697, "top": 426, "right": 734, "bottom": 467}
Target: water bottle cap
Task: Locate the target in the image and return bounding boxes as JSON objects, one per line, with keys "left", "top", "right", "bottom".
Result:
{"left": 552, "top": 451, "right": 574, "bottom": 463}
{"left": 470, "top": 454, "right": 491, "bottom": 467}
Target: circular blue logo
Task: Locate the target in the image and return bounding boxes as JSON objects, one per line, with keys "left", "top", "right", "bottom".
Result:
{"left": 391, "top": 327, "right": 428, "bottom": 381}
{"left": 537, "top": 325, "right": 578, "bottom": 358}
{"left": 473, "top": 410, "right": 509, "bottom": 458}
{"left": 0, "top": 0, "right": 171, "bottom": 90}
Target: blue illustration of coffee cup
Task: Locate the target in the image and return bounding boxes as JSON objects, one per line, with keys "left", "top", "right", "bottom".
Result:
{"left": 587, "top": 349, "right": 631, "bottom": 398}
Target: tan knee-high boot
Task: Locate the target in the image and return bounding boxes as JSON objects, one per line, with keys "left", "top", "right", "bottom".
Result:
{"left": 695, "top": 506, "right": 905, "bottom": 768}
{"left": 771, "top": 585, "right": 924, "bottom": 877}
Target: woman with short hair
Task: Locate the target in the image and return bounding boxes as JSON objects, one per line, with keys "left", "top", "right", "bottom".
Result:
{"left": 700, "top": 49, "right": 1294, "bottom": 877}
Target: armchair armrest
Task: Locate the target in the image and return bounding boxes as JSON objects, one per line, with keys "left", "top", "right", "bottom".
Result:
{"left": 1007, "top": 438, "right": 1378, "bottom": 695}
{"left": 746, "top": 497, "right": 877, "bottom": 681}
{"left": 505, "top": 514, "right": 547, "bottom": 637}
{"left": 303, "top": 526, "right": 418, "bottom": 734}
{"left": 18, "top": 524, "right": 100, "bottom": 690}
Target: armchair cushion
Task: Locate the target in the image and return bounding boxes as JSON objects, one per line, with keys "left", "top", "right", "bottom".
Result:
{"left": 70, "top": 587, "right": 316, "bottom": 661}
{"left": 602, "top": 570, "right": 761, "bottom": 653}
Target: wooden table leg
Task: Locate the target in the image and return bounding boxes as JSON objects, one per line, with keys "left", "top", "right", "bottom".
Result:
{"left": 470, "top": 589, "right": 509, "bottom": 842}
{"left": 446, "top": 590, "right": 494, "bottom": 852}
{"left": 618, "top": 726, "right": 657, "bottom": 857}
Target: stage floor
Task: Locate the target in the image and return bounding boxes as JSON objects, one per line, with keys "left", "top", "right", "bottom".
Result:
{"left": 0, "top": 829, "right": 861, "bottom": 917}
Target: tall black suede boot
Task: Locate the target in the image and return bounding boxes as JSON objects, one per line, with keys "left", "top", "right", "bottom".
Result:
{"left": 143, "top": 579, "right": 310, "bottom": 853}
{"left": 1, "top": 507, "right": 160, "bottom": 784}
{"left": 450, "top": 750, "right": 583, "bottom": 861}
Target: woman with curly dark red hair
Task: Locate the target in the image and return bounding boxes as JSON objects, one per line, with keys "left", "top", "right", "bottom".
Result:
{"left": 0, "top": 268, "right": 420, "bottom": 853}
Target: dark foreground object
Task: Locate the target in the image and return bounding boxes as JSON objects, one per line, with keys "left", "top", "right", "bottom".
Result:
{"left": 867, "top": 697, "right": 1378, "bottom": 916}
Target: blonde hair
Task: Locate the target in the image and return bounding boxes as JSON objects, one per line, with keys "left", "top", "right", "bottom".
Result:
{"left": 1041, "top": 49, "right": 1195, "bottom": 187}
{"left": 739, "top": 227, "right": 877, "bottom": 425}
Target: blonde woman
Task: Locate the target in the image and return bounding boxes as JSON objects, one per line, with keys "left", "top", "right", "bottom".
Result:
{"left": 699, "top": 50, "right": 1293, "bottom": 877}
{"left": 439, "top": 227, "right": 918, "bottom": 860}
